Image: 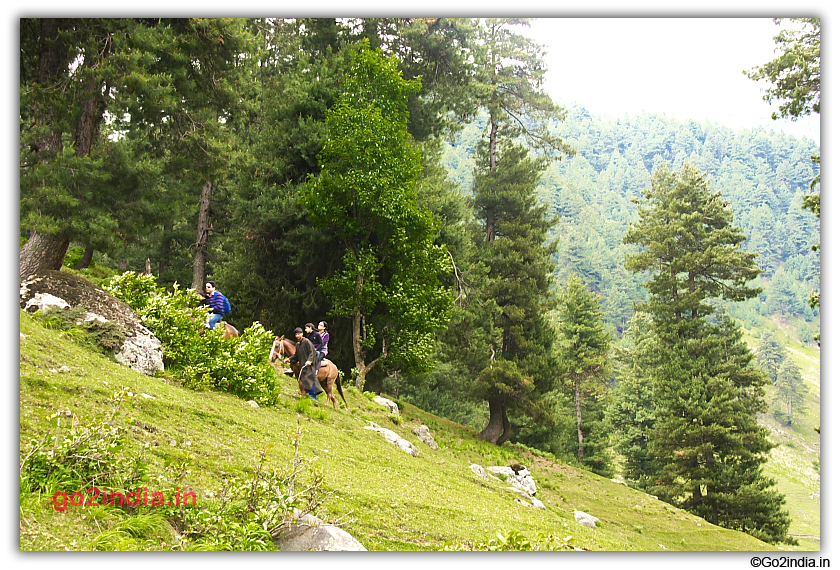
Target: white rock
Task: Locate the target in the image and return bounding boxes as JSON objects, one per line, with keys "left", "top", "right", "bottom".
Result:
{"left": 275, "top": 510, "right": 367, "bottom": 551}
{"left": 114, "top": 325, "right": 164, "bottom": 376}
{"left": 411, "top": 425, "right": 439, "bottom": 450}
{"left": 246, "top": 400, "right": 259, "bottom": 408}
{"left": 364, "top": 422, "right": 418, "bottom": 456}
{"left": 24, "top": 293, "right": 69, "bottom": 312}
{"left": 531, "top": 498, "right": 547, "bottom": 510}
{"left": 574, "top": 510, "right": 600, "bottom": 529}
{"left": 372, "top": 395, "right": 399, "bottom": 415}
{"left": 487, "top": 466, "right": 538, "bottom": 496}
{"left": 469, "top": 464, "right": 488, "bottom": 479}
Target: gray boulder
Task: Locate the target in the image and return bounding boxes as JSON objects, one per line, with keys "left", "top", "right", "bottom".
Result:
{"left": 411, "top": 424, "right": 439, "bottom": 450}
{"left": 574, "top": 510, "right": 600, "bottom": 529}
{"left": 469, "top": 464, "right": 488, "bottom": 479}
{"left": 372, "top": 395, "right": 399, "bottom": 415}
{"left": 274, "top": 510, "right": 367, "bottom": 551}
{"left": 20, "top": 270, "right": 164, "bottom": 376}
{"left": 364, "top": 422, "right": 418, "bottom": 456}
{"left": 486, "top": 465, "right": 538, "bottom": 496}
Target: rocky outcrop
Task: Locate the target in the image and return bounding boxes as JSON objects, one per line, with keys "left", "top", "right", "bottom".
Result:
{"left": 274, "top": 510, "right": 367, "bottom": 551}
{"left": 20, "top": 270, "right": 164, "bottom": 376}
{"left": 364, "top": 422, "right": 418, "bottom": 456}
{"left": 411, "top": 424, "right": 439, "bottom": 450}
{"left": 372, "top": 395, "right": 399, "bottom": 415}
{"left": 486, "top": 465, "right": 538, "bottom": 497}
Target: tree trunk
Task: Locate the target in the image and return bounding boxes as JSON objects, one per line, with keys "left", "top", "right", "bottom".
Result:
{"left": 352, "top": 311, "right": 384, "bottom": 390}
{"left": 73, "top": 244, "right": 95, "bottom": 269}
{"left": 575, "top": 377, "right": 585, "bottom": 460}
{"left": 20, "top": 231, "right": 70, "bottom": 279}
{"left": 33, "top": 19, "right": 66, "bottom": 161}
{"left": 20, "top": 20, "right": 70, "bottom": 280}
{"left": 479, "top": 397, "right": 508, "bottom": 444}
{"left": 192, "top": 181, "right": 213, "bottom": 291}
{"left": 352, "top": 311, "right": 366, "bottom": 389}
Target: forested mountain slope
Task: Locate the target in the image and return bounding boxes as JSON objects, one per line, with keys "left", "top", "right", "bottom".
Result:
{"left": 441, "top": 105, "right": 821, "bottom": 340}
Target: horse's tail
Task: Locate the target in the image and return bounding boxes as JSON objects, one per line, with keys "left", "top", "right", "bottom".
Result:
{"left": 335, "top": 368, "right": 347, "bottom": 405}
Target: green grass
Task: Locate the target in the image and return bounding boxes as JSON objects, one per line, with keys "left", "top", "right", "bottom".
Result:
{"left": 744, "top": 322, "right": 821, "bottom": 551}
{"left": 20, "top": 309, "right": 789, "bottom": 551}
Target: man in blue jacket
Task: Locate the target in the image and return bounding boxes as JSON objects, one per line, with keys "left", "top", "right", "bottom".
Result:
{"left": 199, "top": 281, "right": 229, "bottom": 330}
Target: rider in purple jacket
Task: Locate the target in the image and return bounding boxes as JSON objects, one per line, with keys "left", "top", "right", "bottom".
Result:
{"left": 316, "top": 321, "right": 330, "bottom": 369}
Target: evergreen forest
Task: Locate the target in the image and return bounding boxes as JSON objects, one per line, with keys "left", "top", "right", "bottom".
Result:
{"left": 20, "top": 18, "right": 820, "bottom": 546}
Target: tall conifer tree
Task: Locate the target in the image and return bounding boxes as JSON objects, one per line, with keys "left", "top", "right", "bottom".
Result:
{"left": 623, "top": 163, "right": 792, "bottom": 543}
{"left": 555, "top": 274, "right": 612, "bottom": 475}
{"left": 466, "top": 19, "right": 571, "bottom": 445}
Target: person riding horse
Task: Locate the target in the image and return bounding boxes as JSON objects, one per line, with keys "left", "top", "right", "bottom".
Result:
{"left": 270, "top": 335, "right": 345, "bottom": 409}
{"left": 289, "top": 327, "right": 323, "bottom": 401}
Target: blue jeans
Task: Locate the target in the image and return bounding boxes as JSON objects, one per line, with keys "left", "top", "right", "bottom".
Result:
{"left": 208, "top": 313, "right": 223, "bottom": 330}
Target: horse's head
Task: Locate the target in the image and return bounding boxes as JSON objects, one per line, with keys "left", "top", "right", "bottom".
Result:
{"left": 269, "top": 335, "right": 285, "bottom": 363}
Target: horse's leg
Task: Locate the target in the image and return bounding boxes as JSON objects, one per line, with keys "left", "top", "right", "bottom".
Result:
{"left": 330, "top": 372, "right": 339, "bottom": 409}
{"left": 328, "top": 363, "right": 346, "bottom": 407}
{"left": 318, "top": 366, "right": 335, "bottom": 408}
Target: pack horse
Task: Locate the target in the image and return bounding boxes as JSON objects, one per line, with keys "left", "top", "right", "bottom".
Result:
{"left": 269, "top": 336, "right": 346, "bottom": 409}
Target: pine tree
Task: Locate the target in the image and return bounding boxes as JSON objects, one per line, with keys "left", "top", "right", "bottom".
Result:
{"left": 555, "top": 274, "right": 612, "bottom": 473}
{"left": 755, "top": 332, "right": 786, "bottom": 383}
{"left": 608, "top": 313, "right": 660, "bottom": 490}
{"left": 624, "top": 163, "right": 792, "bottom": 543}
{"left": 774, "top": 358, "right": 808, "bottom": 427}
{"left": 470, "top": 144, "right": 559, "bottom": 444}
{"left": 465, "top": 18, "right": 571, "bottom": 445}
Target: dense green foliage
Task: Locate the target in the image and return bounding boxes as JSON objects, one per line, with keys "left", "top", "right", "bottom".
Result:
{"left": 553, "top": 274, "right": 613, "bottom": 475}
{"left": 303, "top": 43, "right": 451, "bottom": 388}
{"left": 104, "top": 272, "right": 278, "bottom": 405}
{"left": 622, "top": 164, "right": 792, "bottom": 543}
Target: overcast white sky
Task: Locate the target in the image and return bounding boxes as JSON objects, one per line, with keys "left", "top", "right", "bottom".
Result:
{"left": 524, "top": 17, "right": 820, "bottom": 139}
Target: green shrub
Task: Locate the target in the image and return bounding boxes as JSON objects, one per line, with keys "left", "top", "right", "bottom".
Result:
{"left": 20, "top": 388, "right": 145, "bottom": 495}
{"left": 106, "top": 272, "right": 278, "bottom": 405}
{"left": 104, "top": 271, "right": 162, "bottom": 312}
{"left": 173, "top": 423, "right": 331, "bottom": 551}
{"left": 443, "top": 529, "right": 576, "bottom": 551}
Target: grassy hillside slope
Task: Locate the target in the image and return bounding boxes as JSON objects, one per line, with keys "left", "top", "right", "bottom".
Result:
{"left": 19, "top": 309, "right": 787, "bottom": 552}
{"left": 744, "top": 324, "right": 821, "bottom": 552}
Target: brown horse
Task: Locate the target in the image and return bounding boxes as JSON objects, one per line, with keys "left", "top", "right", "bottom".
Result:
{"left": 220, "top": 322, "right": 239, "bottom": 339}
{"left": 269, "top": 336, "right": 346, "bottom": 409}
{"left": 199, "top": 321, "right": 239, "bottom": 339}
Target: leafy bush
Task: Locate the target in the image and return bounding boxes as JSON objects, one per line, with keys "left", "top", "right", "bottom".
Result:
{"left": 104, "top": 271, "right": 162, "bottom": 312}
{"left": 20, "top": 388, "right": 145, "bottom": 495}
{"left": 181, "top": 323, "right": 279, "bottom": 405}
{"left": 105, "top": 272, "right": 279, "bottom": 405}
{"left": 443, "top": 529, "right": 576, "bottom": 551}
{"left": 172, "top": 421, "right": 332, "bottom": 551}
